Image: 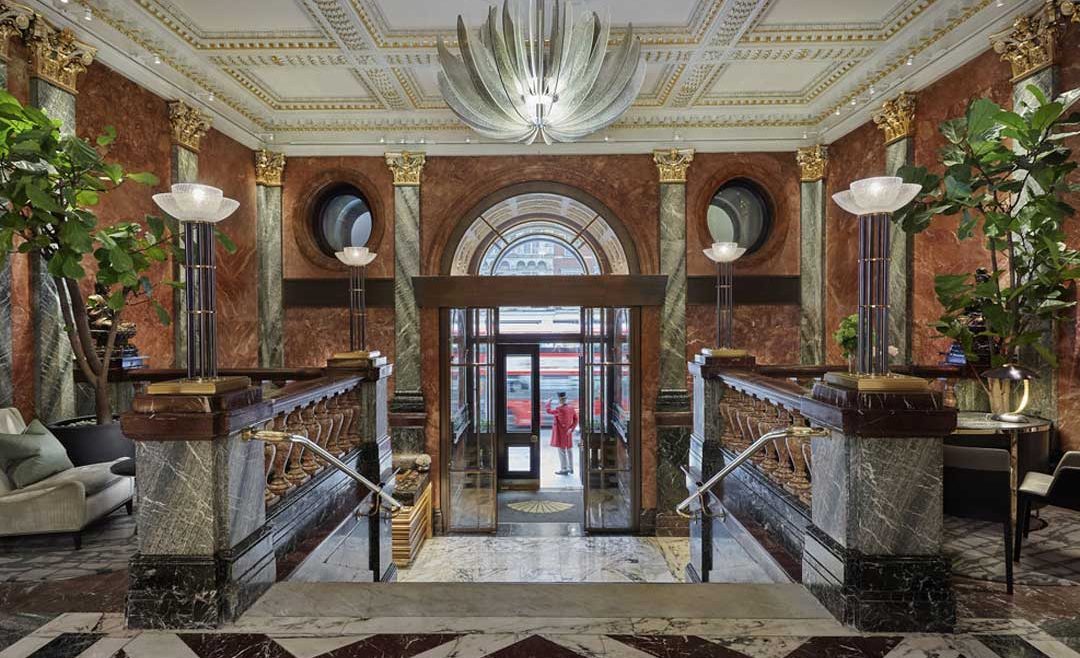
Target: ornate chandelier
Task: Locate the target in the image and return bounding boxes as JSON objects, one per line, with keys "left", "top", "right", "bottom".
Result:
{"left": 437, "top": 0, "right": 645, "bottom": 145}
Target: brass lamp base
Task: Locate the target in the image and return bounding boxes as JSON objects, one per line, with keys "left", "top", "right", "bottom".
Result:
{"left": 701, "top": 347, "right": 750, "bottom": 358}
{"left": 823, "top": 371, "right": 930, "bottom": 393}
{"left": 147, "top": 376, "right": 253, "bottom": 395}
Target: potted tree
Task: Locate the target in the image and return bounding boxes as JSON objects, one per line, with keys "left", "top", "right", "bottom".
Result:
{"left": 0, "top": 89, "right": 219, "bottom": 463}
{"left": 895, "top": 85, "right": 1080, "bottom": 418}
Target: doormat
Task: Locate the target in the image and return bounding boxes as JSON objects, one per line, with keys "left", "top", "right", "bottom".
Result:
{"left": 499, "top": 491, "right": 581, "bottom": 524}
{"left": 507, "top": 500, "right": 575, "bottom": 514}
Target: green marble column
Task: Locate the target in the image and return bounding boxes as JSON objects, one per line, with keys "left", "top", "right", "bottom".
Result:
{"left": 653, "top": 149, "right": 692, "bottom": 411}
{"left": 167, "top": 101, "right": 210, "bottom": 369}
{"left": 30, "top": 78, "right": 76, "bottom": 422}
{"left": 386, "top": 152, "right": 426, "bottom": 455}
{"left": 0, "top": 57, "right": 9, "bottom": 408}
{"left": 797, "top": 146, "right": 827, "bottom": 364}
{"left": 255, "top": 151, "right": 285, "bottom": 368}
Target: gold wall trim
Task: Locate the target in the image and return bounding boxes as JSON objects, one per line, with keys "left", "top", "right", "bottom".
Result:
{"left": 796, "top": 145, "right": 828, "bottom": 182}
{"left": 255, "top": 149, "right": 286, "bottom": 187}
{"left": 168, "top": 100, "right": 212, "bottom": 152}
{"left": 385, "top": 151, "right": 426, "bottom": 186}
{"left": 873, "top": 92, "right": 916, "bottom": 145}
{"left": 653, "top": 148, "right": 695, "bottom": 184}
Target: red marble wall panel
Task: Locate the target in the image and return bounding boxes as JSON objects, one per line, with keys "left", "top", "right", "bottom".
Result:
{"left": 685, "top": 152, "right": 801, "bottom": 277}
{"left": 76, "top": 62, "right": 173, "bottom": 368}
{"left": 284, "top": 306, "right": 395, "bottom": 371}
{"left": 200, "top": 129, "right": 259, "bottom": 368}
{"left": 686, "top": 304, "right": 800, "bottom": 368}
{"left": 1055, "top": 26, "right": 1080, "bottom": 452}
{"left": 7, "top": 39, "right": 34, "bottom": 420}
{"left": 825, "top": 120, "right": 885, "bottom": 364}
{"left": 911, "top": 48, "right": 1014, "bottom": 366}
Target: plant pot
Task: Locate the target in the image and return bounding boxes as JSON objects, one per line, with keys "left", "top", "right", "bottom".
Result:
{"left": 47, "top": 417, "right": 134, "bottom": 467}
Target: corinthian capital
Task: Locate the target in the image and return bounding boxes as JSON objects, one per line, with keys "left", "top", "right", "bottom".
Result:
{"left": 385, "top": 151, "right": 426, "bottom": 186}
{"left": 0, "top": 2, "right": 33, "bottom": 62}
{"left": 27, "top": 18, "right": 95, "bottom": 94}
{"left": 990, "top": 1, "right": 1070, "bottom": 81}
{"left": 168, "top": 101, "right": 212, "bottom": 153}
{"left": 255, "top": 149, "right": 286, "bottom": 187}
{"left": 873, "top": 92, "right": 916, "bottom": 145}
{"left": 652, "top": 148, "right": 694, "bottom": 183}
{"left": 796, "top": 145, "right": 828, "bottom": 183}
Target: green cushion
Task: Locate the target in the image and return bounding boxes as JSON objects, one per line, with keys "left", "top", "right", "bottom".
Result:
{"left": 0, "top": 420, "right": 74, "bottom": 489}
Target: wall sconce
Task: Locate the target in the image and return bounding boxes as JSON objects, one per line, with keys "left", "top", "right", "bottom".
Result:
{"left": 984, "top": 364, "right": 1038, "bottom": 422}
{"left": 148, "top": 184, "right": 248, "bottom": 395}
{"left": 702, "top": 241, "right": 749, "bottom": 359}
{"left": 828, "top": 176, "right": 925, "bottom": 392}
{"left": 334, "top": 246, "right": 380, "bottom": 359}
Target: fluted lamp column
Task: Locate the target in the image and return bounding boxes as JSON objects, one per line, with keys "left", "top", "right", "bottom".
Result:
{"left": 332, "top": 246, "right": 381, "bottom": 362}
{"left": 702, "top": 241, "right": 751, "bottom": 361}
{"left": 147, "top": 184, "right": 249, "bottom": 395}
{"left": 827, "top": 176, "right": 926, "bottom": 392}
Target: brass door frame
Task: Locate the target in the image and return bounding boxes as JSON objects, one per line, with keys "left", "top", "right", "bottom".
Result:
{"left": 496, "top": 343, "right": 541, "bottom": 489}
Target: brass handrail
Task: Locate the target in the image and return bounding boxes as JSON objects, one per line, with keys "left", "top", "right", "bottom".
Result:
{"left": 675, "top": 425, "right": 828, "bottom": 517}
{"left": 242, "top": 429, "right": 403, "bottom": 512}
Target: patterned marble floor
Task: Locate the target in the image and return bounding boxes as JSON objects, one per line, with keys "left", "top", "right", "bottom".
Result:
{"left": 0, "top": 510, "right": 134, "bottom": 583}
{"left": 945, "top": 508, "right": 1080, "bottom": 586}
{"left": 2, "top": 612, "right": 1079, "bottom": 658}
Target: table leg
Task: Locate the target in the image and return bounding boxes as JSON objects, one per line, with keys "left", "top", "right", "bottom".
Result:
{"left": 1010, "top": 432, "right": 1018, "bottom": 530}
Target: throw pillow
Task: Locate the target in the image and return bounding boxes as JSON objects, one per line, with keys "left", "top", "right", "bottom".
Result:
{"left": 0, "top": 420, "right": 74, "bottom": 489}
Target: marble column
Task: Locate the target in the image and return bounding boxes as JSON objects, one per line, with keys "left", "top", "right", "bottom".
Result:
{"left": 255, "top": 150, "right": 286, "bottom": 368}
{"left": 651, "top": 149, "right": 694, "bottom": 535}
{"left": 27, "top": 23, "right": 94, "bottom": 423}
{"left": 385, "top": 152, "right": 427, "bottom": 455}
{"left": 802, "top": 383, "right": 957, "bottom": 632}
{"left": 872, "top": 93, "right": 917, "bottom": 365}
{"left": 122, "top": 386, "right": 275, "bottom": 628}
{"left": 167, "top": 102, "right": 211, "bottom": 368}
{"left": 796, "top": 146, "right": 827, "bottom": 365}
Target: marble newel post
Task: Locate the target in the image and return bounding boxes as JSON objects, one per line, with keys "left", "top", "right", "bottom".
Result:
{"left": 385, "top": 152, "right": 427, "bottom": 456}
{"left": 873, "top": 93, "right": 917, "bottom": 365}
{"left": 651, "top": 148, "right": 694, "bottom": 535}
{"left": 796, "top": 146, "right": 828, "bottom": 365}
{"left": 990, "top": 5, "right": 1069, "bottom": 422}
{"left": 168, "top": 102, "right": 211, "bottom": 368}
{"left": 28, "top": 21, "right": 94, "bottom": 422}
{"left": 801, "top": 381, "right": 958, "bottom": 632}
{"left": 255, "top": 150, "right": 286, "bottom": 367}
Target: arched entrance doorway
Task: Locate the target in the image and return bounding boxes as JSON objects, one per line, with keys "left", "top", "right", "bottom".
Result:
{"left": 438, "top": 187, "right": 641, "bottom": 536}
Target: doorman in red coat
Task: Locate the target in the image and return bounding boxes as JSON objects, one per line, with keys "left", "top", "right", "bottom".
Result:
{"left": 546, "top": 392, "right": 578, "bottom": 475}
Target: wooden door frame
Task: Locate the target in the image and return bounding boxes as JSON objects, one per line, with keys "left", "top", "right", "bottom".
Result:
{"left": 495, "top": 343, "right": 541, "bottom": 488}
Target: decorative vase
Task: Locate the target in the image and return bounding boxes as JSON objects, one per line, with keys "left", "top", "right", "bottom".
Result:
{"left": 987, "top": 377, "right": 1014, "bottom": 418}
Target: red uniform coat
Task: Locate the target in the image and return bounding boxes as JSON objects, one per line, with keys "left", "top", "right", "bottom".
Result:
{"left": 545, "top": 400, "right": 578, "bottom": 449}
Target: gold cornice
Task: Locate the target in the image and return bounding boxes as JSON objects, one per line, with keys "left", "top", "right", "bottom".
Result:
{"left": 653, "top": 148, "right": 695, "bottom": 184}
{"left": 168, "top": 101, "right": 211, "bottom": 152}
{"left": 27, "top": 19, "right": 95, "bottom": 94}
{"left": 0, "top": 2, "right": 32, "bottom": 62}
{"left": 873, "top": 92, "right": 916, "bottom": 145}
{"left": 796, "top": 145, "right": 828, "bottom": 182}
{"left": 255, "top": 149, "right": 285, "bottom": 187}
{"left": 385, "top": 151, "right": 425, "bottom": 187}
{"left": 991, "top": 1, "right": 1075, "bottom": 82}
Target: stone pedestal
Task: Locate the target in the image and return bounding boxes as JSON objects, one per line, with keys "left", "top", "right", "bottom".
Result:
{"left": 122, "top": 387, "right": 276, "bottom": 629}
{"left": 801, "top": 382, "right": 957, "bottom": 632}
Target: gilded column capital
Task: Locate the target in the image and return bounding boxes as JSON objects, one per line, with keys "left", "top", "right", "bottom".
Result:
{"left": 385, "top": 151, "right": 426, "bottom": 186}
{"left": 873, "top": 92, "right": 916, "bottom": 145}
{"left": 796, "top": 145, "right": 828, "bottom": 183}
{"left": 255, "top": 149, "right": 286, "bottom": 187}
{"left": 990, "top": 1, "right": 1073, "bottom": 82}
{"left": 0, "top": 2, "right": 33, "bottom": 62}
{"left": 27, "top": 19, "right": 95, "bottom": 94}
{"left": 652, "top": 148, "right": 694, "bottom": 183}
{"left": 168, "top": 101, "right": 211, "bottom": 153}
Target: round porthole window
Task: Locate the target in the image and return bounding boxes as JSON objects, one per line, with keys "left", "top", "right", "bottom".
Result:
{"left": 313, "top": 184, "right": 373, "bottom": 256}
{"left": 707, "top": 179, "right": 772, "bottom": 254}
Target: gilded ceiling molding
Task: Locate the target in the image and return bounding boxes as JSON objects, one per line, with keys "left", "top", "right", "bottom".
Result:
{"left": 0, "top": 2, "right": 32, "bottom": 62}
{"left": 27, "top": 18, "right": 95, "bottom": 94}
{"left": 796, "top": 145, "right": 828, "bottom": 183}
{"left": 873, "top": 92, "right": 916, "bottom": 145}
{"left": 254, "top": 149, "right": 285, "bottom": 187}
{"left": 653, "top": 148, "right": 695, "bottom": 184}
{"left": 990, "top": 1, "right": 1075, "bottom": 82}
{"left": 385, "top": 151, "right": 425, "bottom": 187}
{"left": 168, "top": 101, "right": 212, "bottom": 152}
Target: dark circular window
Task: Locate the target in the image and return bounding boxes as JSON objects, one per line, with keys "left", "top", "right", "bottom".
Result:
{"left": 313, "top": 184, "right": 373, "bottom": 256}
{"left": 706, "top": 179, "right": 772, "bottom": 254}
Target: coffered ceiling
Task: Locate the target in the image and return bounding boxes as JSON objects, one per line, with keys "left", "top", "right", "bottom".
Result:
{"left": 31, "top": 0, "right": 1043, "bottom": 154}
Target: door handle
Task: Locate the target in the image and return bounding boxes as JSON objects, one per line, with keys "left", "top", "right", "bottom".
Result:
{"left": 531, "top": 434, "right": 538, "bottom": 444}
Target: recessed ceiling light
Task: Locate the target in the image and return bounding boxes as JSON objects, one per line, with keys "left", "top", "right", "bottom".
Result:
{"left": 850, "top": 97, "right": 857, "bottom": 106}
{"left": 153, "top": 54, "right": 161, "bottom": 65}
{"left": 835, "top": 107, "right": 841, "bottom": 115}
{"left": 906, "top": 54, "right": 914, "bottom": 66}
{"left": 83, "top": 7, "right": 91, "bottom": 20}
{"left": 673, "top": 132, "right": 682, "bottom": 142}
{"left": 378, "top": 136, "right": 386, "bottom": 144}
{"left": 465, "top": 136, "right": 471, "bottom": 143}
{"left": 207, "top": 92, "right": 214, "bottom": 102}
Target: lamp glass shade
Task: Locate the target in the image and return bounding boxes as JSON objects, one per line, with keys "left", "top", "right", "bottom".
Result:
{"left": 833, "top": 177, "right": 922, "bottom": 215}
{"left": 336, "top": 246, "right": 377, "bottom": 267}
{"left": 703, "top": 241, "right": 747, "bottom": 263}
{"left": 152, "top": 185, "right": 238, "bottom": 224}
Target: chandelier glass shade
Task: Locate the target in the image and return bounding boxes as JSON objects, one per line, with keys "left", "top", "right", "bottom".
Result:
{"left": 437, "top": 0, "right": 646, "bottom": 145}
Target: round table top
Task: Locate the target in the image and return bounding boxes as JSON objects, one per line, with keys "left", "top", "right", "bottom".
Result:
{"left": 954, "top": 411, "right": 1051, "bottom": 435}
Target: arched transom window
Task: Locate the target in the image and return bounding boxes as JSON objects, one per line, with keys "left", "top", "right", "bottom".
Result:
{"left": 450, "top": 193, "right": 629, "bottom": 276}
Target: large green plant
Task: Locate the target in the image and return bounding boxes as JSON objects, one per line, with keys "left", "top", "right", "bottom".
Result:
{"left": 0, "top": 89, "right": 199, "bottom": 424}
{"left": 895, "top": 85, "right": 1080, "bottom": 368}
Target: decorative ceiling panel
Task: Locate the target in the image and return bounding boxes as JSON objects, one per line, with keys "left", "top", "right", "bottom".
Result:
{"left": 46, "top": 0, "right": 1044, "bottom": 153}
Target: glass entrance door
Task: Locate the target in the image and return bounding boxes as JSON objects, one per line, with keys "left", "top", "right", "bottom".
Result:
{"left": 497, "top": 344, "right": 540, "bottom": 488}
{"left": 447, "top": 307, "right": 498, "bottom": 532}
{"left": 581, "top": 307, "right": 636, "bottom": 532}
